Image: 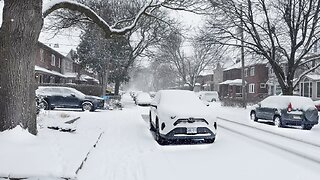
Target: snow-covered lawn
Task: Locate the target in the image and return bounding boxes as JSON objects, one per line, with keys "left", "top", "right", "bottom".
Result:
{"left": 1, "top": 95, "right": 320, "bottom": 179}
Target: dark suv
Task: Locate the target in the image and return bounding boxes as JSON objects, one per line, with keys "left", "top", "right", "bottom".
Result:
{"left": 36, "top": 86, "right": 104, "bottom": 112}
{"left": 250, "top": 96, "right": 319, "bottom": 130}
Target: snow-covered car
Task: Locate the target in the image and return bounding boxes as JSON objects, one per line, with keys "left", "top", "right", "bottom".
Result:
{"left": 250, "top": 96, "right": 319, "bottom": 130}
{"left": 149, "top": 90, "right": 217, "bottom": 145}
{"left": 198, "top": 91, "right": 219, "bottom": 102}
{"left": 135, "top": 92, "right": 152, "bottom": 106}
{"left": 36, "top": 86, "right": 104, "bottom": 112}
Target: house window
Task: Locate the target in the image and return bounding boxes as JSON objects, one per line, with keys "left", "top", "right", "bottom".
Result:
{"left": 57, "top": 58, "right": 61, "bottom": 68}
{"left": 300, "top": 78, "right": 313, "bottom": 97}
{"left": 249, "top": 83, "right": 255, "bottom": 93}
{"left": 244, "top": 68, "right": 248, "bottom": 77}
{"left": 260, "top": 83, "right": 266, "bottom": 88}
{"left": 250, "top": 67, "right": 255, "bottom": 76}
{"left": 40, "top": 49, "right": 44, "bottom": 62}
{"left": 51, "top": 54, "right": 55, "bottom": 66}
{"left": 317, "top": 82, "right": 320, "bottom": 98}
{"left": 38, "top": 74, "right": 43, "bottom": 84}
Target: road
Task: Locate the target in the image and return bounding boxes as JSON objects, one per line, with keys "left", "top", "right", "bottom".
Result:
{"left": 73, "top": 100, "right": 320, "bottom": 180}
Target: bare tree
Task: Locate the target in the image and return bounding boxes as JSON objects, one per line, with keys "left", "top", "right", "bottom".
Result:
{"left": 0, "top": 0, "right": 201, "bottom": 133}
{"left": 201, "top": 0, "right": 320, "bottom": 95}
{"left": 155, "top": 28, "right": 222, "bottom": 89}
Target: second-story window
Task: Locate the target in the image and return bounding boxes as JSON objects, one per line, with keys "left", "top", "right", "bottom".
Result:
{"left": 40, "top": 49, "right": 44, "bottom": 62}
{"left": 250, "top": 67, "right": 255, "bottom": 76}
{"left": 51, "top": 54, "right": 55, "bottom": 66}
{"left": 244, "top": 68, "right": 248, "bottom": 77}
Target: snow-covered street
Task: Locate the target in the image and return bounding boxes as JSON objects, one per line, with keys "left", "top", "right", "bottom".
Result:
{"left": 2, "top": 94, "right": 320, "bottom": 180}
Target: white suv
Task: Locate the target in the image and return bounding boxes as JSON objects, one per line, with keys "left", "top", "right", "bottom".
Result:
{"left": 149, "top": 90, "right": 217, "bottom": 145}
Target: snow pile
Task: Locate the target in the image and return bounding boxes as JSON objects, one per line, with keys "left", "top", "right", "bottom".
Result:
{"left": 0, "top": 111, "right": 103, "bottom": 179}
{"left": 0, "top": 126, "right": 36, "bottom": 143}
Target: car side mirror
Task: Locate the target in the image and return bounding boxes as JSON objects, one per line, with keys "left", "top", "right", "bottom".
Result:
{"left": 70, "top": 93, "right": 75, "bottom": 97}
{"left": 257, "top": 102, "right": 261, "bottom": 107}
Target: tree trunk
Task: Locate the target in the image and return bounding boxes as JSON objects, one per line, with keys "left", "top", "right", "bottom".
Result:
{"left": 0, "top": 0, "right": 43, "bottom": 134}
{"left": 114, "top": 80, "right": 120, "bottom": 95}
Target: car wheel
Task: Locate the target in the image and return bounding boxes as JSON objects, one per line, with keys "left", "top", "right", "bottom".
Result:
{"left": 149, "top": 111, "right": 155, "bottom": 131}
{"left": 41, "top": 100, "right": 49, "bottom": 110}
{"left": 250, "top": 111, "right": 258, "bottom": 122}
{"left": 155, "top": 118, "right": 167, "bottom": 145}
{"left": 302, "top": 124, "right": 313, "bottom": 130}
{"left": 204, "top": 138, "right": 215, "bottom": 143}
{"left": 82, "top": 102, "right": 93, "bottom": 111}
{"left": 274, "top": 116, "right": 282, "bottom": 128}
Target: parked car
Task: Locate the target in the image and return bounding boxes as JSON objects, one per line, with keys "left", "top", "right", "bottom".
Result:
{"left": 198, "top": 91, "right": 219, "bottom": 102}
{"left": 36, "top": 86, "right": 104, "bottom": 112}
{"left": 314, "top": 100, "right": 320, "bottom": 111}
{"left": 135, "top": 92, "right": 152, "bottom": 106}
{"left": 149, "top": 90, "right": 217, "bottom": 145}
{"left": 250, "top": 96, "right": 319, "bottom": 130}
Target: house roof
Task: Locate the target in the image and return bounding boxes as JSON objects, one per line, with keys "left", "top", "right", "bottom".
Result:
{"left": 224, "top": 59, "right": 268, "bottom": 71}
{"left": 219, "top": 79, "right": 246, "bottom": 86}
{"left": 35, "top": 65, "right": 66, "bottom": 78}
{"left": 305, "top": 74, "right": 320, "bottom": 81}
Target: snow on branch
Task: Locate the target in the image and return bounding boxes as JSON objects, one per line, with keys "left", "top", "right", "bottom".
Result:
{"left": 43, "top": 0, "right": 153, "bottom": 36}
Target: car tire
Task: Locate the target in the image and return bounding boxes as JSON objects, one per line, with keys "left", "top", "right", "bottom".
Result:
{"left": 274, "top": 116, "right": 282, "bottom": 128}
{"left": 82, "top": 102, "right": 93, "bottom": 111}
{"left": 302, "top": 124, "right": 313, "bottom": 130}
{"left": 42, "top": 100, "right": 49, "bottom": 110}
{"left": 155, "top": 118, "right": 167, "bottom": 145}
{"left": 204, "top": 138, "right": 215, "bottom": 143}
{"left": 250, "top": 111, "right": 258, "bottom": 122}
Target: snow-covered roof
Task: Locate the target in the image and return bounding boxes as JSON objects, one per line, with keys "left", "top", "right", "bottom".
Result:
{"left": 80, "top": 74, "right": 99, "bottom": 83}
{"left": 305, "top": 74, "right": 320, "bottom": 81}
{"left": 224, "top": 59, "right": 268, "bottom": 71}
{"left": 219, "top": 79, "right": 245, "bottom": 86}
{"left": 35, "top": 65, "right": 66, "bottom": 78}
{"left": 63, "top": 72, "right": 78, "bottom": 78}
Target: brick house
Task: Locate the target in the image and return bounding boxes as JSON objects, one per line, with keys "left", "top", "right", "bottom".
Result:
{"left": 219, "top": 60, "right": 269, "bottom": 103}
{"left": 35, "top": 42, "right": 65, "bottom": 84}
{"left": 195, "top": 63, "right": 224, "bottom": 92}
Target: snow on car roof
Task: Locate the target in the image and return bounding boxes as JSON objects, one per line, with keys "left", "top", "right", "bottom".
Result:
{"left": 159, "top": 90, "right": 205, "bottom": 106}
{"left": 261, "top": 96, "right": 316, "bottom": 111}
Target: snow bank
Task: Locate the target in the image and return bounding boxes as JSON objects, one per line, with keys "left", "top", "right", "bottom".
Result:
{"left": 0, "top": 111, "right": 102, "bottom": 179}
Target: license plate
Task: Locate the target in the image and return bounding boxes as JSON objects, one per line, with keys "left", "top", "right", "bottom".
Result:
{"left": 187, "top": 127, "right": 197, "bottom": 134}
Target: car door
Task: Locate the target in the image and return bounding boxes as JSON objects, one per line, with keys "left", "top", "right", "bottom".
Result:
{"left": 259, "top": 97, "right": 277, "bottom": 120}
{"left": 48, "top": 88, "right": 63, "bottom": 107}
{"left": 61, "top": 88, "right": 81, "bottom": 107}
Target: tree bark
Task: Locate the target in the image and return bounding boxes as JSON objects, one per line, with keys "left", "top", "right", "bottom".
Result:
{"left": 114, "top": 80, "right": 120, "bottom": 95}
{"left": 0, "top": 0, "right": 43, "bottom": 134}
{"left": 101, "top": 62, "right": 109, "bottom": 96}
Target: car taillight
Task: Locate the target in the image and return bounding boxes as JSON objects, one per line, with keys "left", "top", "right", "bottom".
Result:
{"left": 287, "top": 103, "right": 292, "bottom": 112}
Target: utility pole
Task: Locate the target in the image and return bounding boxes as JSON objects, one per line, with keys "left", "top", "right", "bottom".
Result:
{"left": 240, "top": 4, "right": 247, "bottom": 108}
